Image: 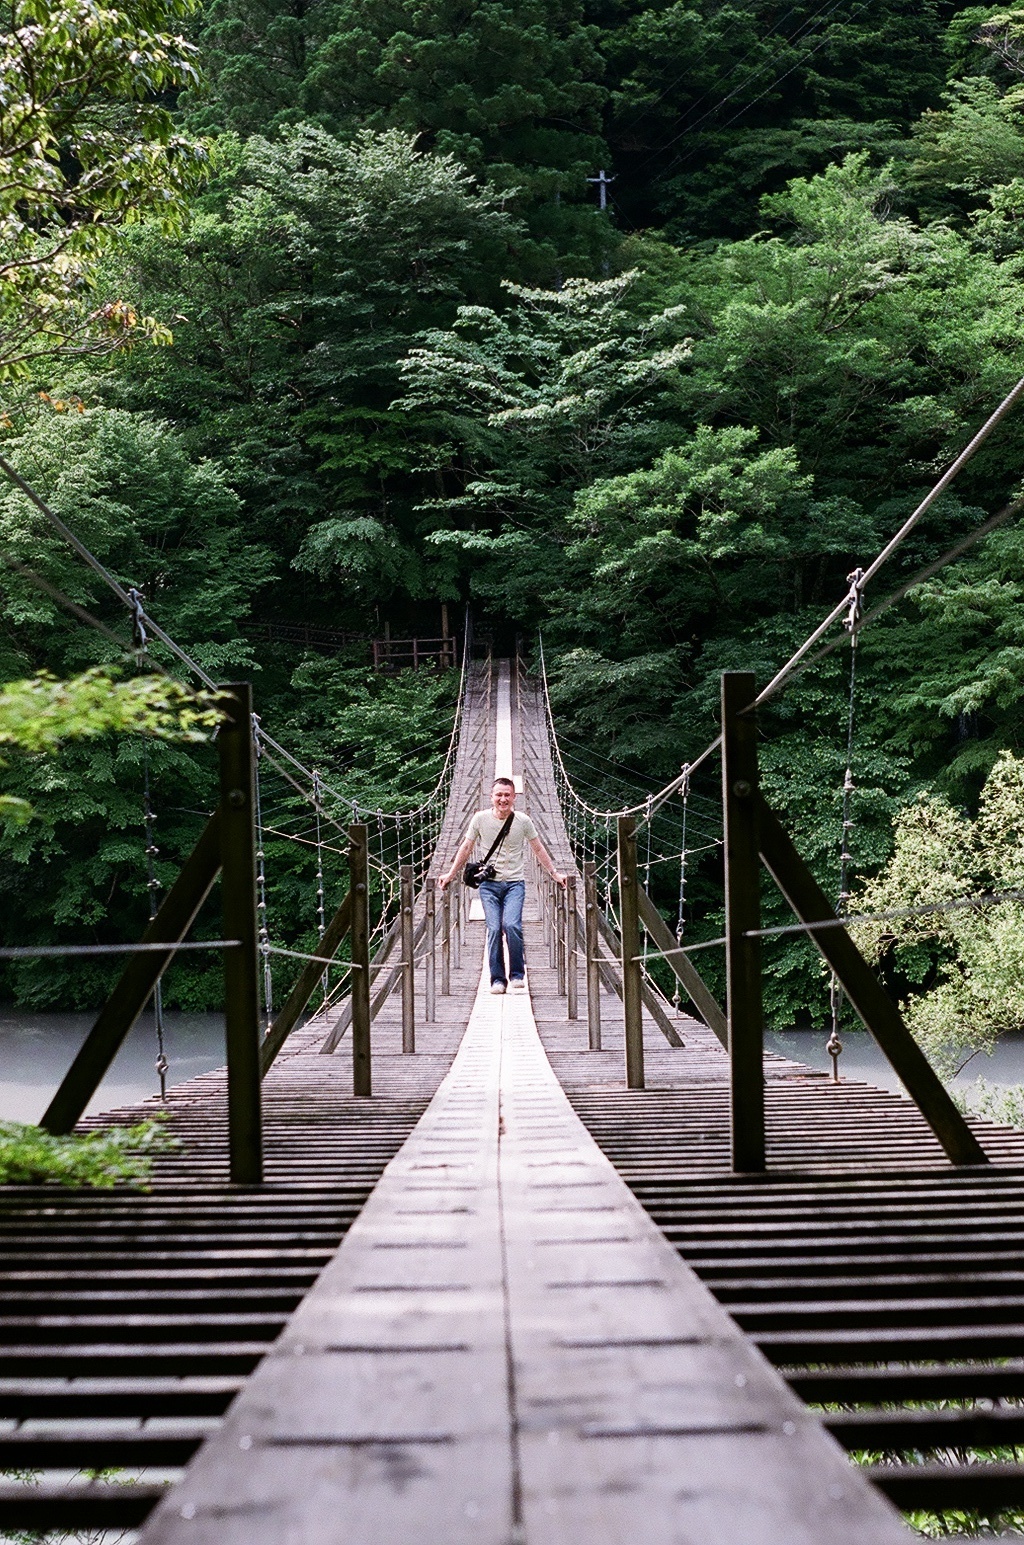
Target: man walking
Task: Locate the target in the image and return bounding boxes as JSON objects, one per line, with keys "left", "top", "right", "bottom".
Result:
{"left": 439, "top": 778, "right": 566, "bottom": 995}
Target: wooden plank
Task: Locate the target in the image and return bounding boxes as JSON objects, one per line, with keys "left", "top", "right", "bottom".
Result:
{"left": 721, "top": 672, "right": 765, "bottom": 1173}
{"left": 140, "top": 967, "right": 910, "bottom": 1545}
{"left": 756, "top": 795, "right": 988, "bottom": 1166}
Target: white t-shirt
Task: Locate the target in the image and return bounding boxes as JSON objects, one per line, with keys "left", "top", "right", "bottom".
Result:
{"left": 465, "top": 809, "right": 538, "bottom": 882}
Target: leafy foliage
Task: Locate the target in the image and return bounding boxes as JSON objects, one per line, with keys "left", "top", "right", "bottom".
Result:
{"left": 0, "top": 1115, "right": 177, "bottom": 1187}
{"left": 0, "top": 0, "right": 209, "bottom": 382}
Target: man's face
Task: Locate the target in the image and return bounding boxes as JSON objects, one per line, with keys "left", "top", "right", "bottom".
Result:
{"left": 491, "top": 782, "right": 516, "bottom": 817}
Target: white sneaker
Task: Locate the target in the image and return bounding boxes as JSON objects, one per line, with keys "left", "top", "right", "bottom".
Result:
{"left": 509, "top": 979, "right": 526, "bottom": 992}
{"left": 490, "top": 982, "right": 507, "bottom": 995}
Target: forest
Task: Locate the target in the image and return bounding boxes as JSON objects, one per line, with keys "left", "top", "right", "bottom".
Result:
{"left": 4, "top": 0, "right": 1024, "bottom": 1081}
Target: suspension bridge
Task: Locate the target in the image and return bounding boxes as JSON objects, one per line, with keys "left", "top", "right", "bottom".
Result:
{"left": 6, "top": 381, "right": 1024, "bottom": 1541}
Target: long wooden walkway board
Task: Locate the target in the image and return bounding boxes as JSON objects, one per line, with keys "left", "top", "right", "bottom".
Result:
{"left": 140, "top": 962, "right": 909, "bottom": 1544}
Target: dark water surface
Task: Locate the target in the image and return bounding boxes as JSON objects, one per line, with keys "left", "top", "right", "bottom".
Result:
{"left": 2, "top": 1013, "right": 1024, "bottom": 1125}
{"left": 0, "top": 1008, "right": 227, "bottom": 1123}
{"left": 767, "top": 1026, "right": 1024, "bottom": 1098}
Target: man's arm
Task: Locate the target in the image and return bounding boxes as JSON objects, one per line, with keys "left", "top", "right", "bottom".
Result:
{"left": 439, "top": 833, "right": 476, "bottom": 891}
{"left": 529, "top": 835, "right": 567, "bottom": 888}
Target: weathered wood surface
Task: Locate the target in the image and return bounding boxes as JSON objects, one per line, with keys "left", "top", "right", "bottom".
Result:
{"left": 140, "top": 961, "right": 909, "bottom": 1545}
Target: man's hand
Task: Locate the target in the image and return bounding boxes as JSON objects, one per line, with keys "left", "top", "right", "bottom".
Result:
{"left": 553, "top": 870, "right": 567, "bottom": 888}
{"left": 438, "top": 872, "right": 453, "bottom": 892}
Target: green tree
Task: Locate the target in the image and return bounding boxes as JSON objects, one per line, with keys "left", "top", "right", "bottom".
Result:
{"left": 0, "top": 0, "right": 209, "bottom": 384}
{"left": 97, "top": 127, "right": 519, "bottom": 616}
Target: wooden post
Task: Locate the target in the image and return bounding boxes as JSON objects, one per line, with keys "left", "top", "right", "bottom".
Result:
{"left": 219, "top": 683, "right": 263, "bottom": 1185}
{"left": 584, "top": 862, "right": 601, "bottom": 1051}
{"left": 556, "top": 881, "right": 567, "bottom": 996}
{"left": 441, "top": 884, "right": 451, "bottom": 995}
{"left": 424, "top": 878, "right": 436, "bottom": 1022}
{"left": 722, "top": 671, "right": 765, "bottom": 1173}
{"left": 400, "top": 864, "right": 415, "bottom": 1054}
{"left": 617, "top": 815, "right": 645, "bottom": 1090}
{"left": 453, "top": 877, "right": 462, "bottom": 970}
{"left": 566, "top": 874, "right": 578, "bottom": 1020}
{"left": 548, "top": 878, "right": 557, "bottom": 968}
{"left": 349, "top": 824, "right": 371, "bottom": 1096}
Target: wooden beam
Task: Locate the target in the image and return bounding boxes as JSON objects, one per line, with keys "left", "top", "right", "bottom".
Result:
{"left": 617, "top": 815, "right": 645, "bottom": 1089}
{"left": 756, "top": 793, "right": 988, "bottom": 1167}
{"left": 594, "top": 912, "right": 684, "bottom": 1049}
{"left": 259, "top": 891, "right": 352, "bottom": 1076}
{"left": 349, "top": 824, "right": 372, "bottom": 1097}
{"left": 584, "top": 862, "right": 601, "bottom": 1050}
{"left": 722, "top": 672, "right": 765, "bottom": 1173}
{"left": 400, "top": 865, "right": 415, "bottom": 1054}
{"left": 40, "top": 812, "right": 222, "bottom": 1135}
{"left": 219, "top": 683, "right": 263, "bottom": 1186}
{"left": 636, "top": 886, "right": 727, "bottom": 1048}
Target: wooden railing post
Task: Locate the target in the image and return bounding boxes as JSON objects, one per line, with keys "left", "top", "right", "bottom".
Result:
{"left": 219, "top": 683, "right": 263, "bottom": 1185}
{"left": 722, "top": 671, "right": 765, "bottom": 1172}
{"left": 617, "top": 815, "right": 645, "bottom": 1090}
{"left": 441, "top": 884, "right": 451, "bottom": 995}
{"left": 349, "top": 824, "right": 371, "bottom": 1096}
{"left": 556, "top": 881, "right": 567, "bottom": 996}
{"left": 424, "top": 878, "right": 436, "bottom": 1022}
{"left": 584, "top": 862, "right": 601, "bottom": 1050}
{"left": 400, "top": 864, "right": 415, "bottom": 1054}
{"left": 566, "top": 875, "right": 578, "bottom": 1020}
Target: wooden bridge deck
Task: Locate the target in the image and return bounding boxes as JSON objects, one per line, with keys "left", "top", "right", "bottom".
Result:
{"left": 3, "top": 659, "right": 1024, "bottom": 1536}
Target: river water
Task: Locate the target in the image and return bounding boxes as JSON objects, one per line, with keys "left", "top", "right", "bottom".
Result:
{"left": 0, "top": 1008, "right": 227, "bottom": 1123}
{"left": 3, "top": 1012, "right": 1024, "bottom": 1125}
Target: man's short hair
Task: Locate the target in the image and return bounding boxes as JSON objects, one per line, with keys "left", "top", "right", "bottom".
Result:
{"left": 492, "top": 777, "right": 515, "bottom": 791}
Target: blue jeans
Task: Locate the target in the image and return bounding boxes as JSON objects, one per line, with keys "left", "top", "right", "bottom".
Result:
{"left": 478, "top": 879, "right": 525, "bottom": 986}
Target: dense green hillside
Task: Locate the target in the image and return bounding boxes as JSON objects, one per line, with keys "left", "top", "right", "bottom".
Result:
{"left": 4, "top": 0, "right": 1024, "bottom": 1037}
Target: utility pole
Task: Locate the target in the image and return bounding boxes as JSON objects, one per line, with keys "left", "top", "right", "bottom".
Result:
{"left": 587, "top": 168, "right": 615, "bottom": 211}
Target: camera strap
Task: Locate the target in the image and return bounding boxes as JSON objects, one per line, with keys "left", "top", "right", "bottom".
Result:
{"left": 480, "top": 812, "right": 515, "bottom": 865}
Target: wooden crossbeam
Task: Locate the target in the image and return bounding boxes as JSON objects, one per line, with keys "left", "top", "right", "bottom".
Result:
{"left": 40, "top": 813, "right": 222, "bottom": 1135}
{"left": 756, "top": 794, "right": 987, "bottom": 1167}
{"left": 259, "top": 891, "right": 353, "bottom": 1076}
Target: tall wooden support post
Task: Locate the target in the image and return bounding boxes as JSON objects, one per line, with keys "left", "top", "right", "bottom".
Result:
{"left": 722, "top": 672, "right": 765, "bottom": 1172}
{"left": 349, "top": 824, "right": 372, "bottom": 1096}
{"left": 617, "top": 815, "right": 645, "bottom": 1090}
{"left": 453, "top": 879, "right": 462, "bottom": 970}
{"left": 424, "top": 878, "right": 436, "bottom": 1023}
{"left": 584, "top": 862, "right": 602, "bottom": 1051}
{"left": 548, "top": 878, "right": 557, "bottom": 967}
{"left": 441, "top": 884, "right": 451, "bottom": 995}
{"left": 400, "top": 864, "right": 415, "bottom": 1054}
{"left": 219, "top": 684, "right": 263, "bottom": 1186}
{"left": 566, "top": 875, "right": 579, "bottom": 1021}
{"left": 556, "top": 882, "right": 567, "bottom": 996}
